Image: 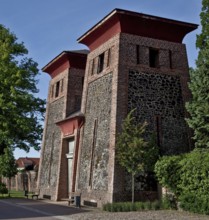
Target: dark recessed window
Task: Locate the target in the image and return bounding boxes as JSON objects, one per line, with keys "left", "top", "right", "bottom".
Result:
{"left": 55, "top": 81, "right": 60, "bottom": 98}
{"left": 169, "top": 50, "right": 172, "bottom": 69}
{"left": 149, "top": 48, "right": 159, "bottom": 68}
{"left": 136, "top": 45, "right": 140, "bottom": 64}
{"left": 60, "top": 79, "right": 64, "bottom": 92}
{"left": 97, "top": 53, "right": 104, "bottom": 73}
{"left": 81, "top": 77, "right": 84, "bottom": 88}
{"left": 107, "top": 48, "right": 111, "bottom": 67}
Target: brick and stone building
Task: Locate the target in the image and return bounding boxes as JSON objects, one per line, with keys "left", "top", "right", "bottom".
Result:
{"left": 38, "top": 9, "right": 197, "bottom": 206}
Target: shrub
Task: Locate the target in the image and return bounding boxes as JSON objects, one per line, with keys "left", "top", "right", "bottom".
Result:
{"left": 0, "top": 182, "right": 8, "bottom": 195}
{"left": 151, "top": 200, "right": 161, "bottom": 210}
{"left": 180, "top": 192, "right": 209, "bottom": 215}
{"left": 155, "top": 148, "right": 209, "bottom": 214}
{"left": 102, "top": 200, "right": 163, "bottom": 212}
{"left": 154, "top": 155, "right": 183, "bottom": 196}
{"left": 161, "top": 194, "right": 177, "bottom": 210}
{"left": 135, "top": 202, "right": 145, "bottom": 211}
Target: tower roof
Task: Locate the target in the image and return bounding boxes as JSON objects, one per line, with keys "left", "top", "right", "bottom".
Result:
{"left": 42, "top": 50, "right": 89, "bottom": 78}
{"left": 78, "top": 8, "right": 198, "bottom": 51}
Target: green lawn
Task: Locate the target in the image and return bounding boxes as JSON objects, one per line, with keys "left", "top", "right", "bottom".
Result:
{"left": 0, "top": 190, "right": 25, "bottom": 199}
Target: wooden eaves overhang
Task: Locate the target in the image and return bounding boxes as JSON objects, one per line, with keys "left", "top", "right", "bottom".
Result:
{"left": 77, "top": 8, "right": 198, "bottom": 51}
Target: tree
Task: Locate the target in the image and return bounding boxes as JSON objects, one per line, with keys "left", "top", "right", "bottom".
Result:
{"left": 0, "top": 24, "right": 45, "bottom": 153}
{"left": 116, "top": 109, "right": 159, "bottom": 203}
{"left": 0, "top": 147, "right": 17, "bottom": 196}
{"left": 186, "top": 0, "right": 209, "bottom": 148}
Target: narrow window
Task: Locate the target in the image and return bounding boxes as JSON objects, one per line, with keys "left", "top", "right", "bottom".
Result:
{"left": 136, "top": 45, "right": 140, "bottom": 64}
{"left": 51, "top": 85, "right": 54, "bottom": 98}
{"left": 97, "top": 53, "right": 104, "bottom": 73}
{"left": 60, "top": 79, "right": 64, "bottom": 92}
{"left": 169, "top": 50, "right": 172, "bottom": 69}
{"left": 55, "top": 81, "right": 60, "bottom": 98}
{"left": 106, "top": 48, "right": 111, "bottom": 67}
{"left": 89, "top": 59, "right": 94, "bottom": 76}
{"left": 149, "top": 48, "right": 159, "bottom": 68}
{"left": 81, "top": 77, "right": 84, "bottom": 88}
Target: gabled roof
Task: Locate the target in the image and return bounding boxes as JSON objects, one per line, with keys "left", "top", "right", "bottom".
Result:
{"left": 78, "top": 8, "right": 198, "bottom": 50}
{"left": 42, "top": 50, "right": 89, "bottom": 78}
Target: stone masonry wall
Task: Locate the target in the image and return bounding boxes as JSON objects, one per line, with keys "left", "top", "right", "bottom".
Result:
{"left": 118, "top": 33, "right": 191, "bottom": 154}
{"left": 77, "top": 34, "right": 120, "bottom": 206}
{"left": 78, "top": 73, "right": 113, "bottom": 191}
{"left": 128, "top": 70, "right": 189, "bottom": 155}
{"left": 112, "top": 33, "right": 191, "bottom": 201}
{"left": 66, "top": 68, "right": 84, "bottom": 116}
{"left": 38, "top": 97, "right": 64, "bottom": 200}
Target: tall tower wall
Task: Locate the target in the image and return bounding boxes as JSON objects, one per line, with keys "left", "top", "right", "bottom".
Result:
{"left": 38, "top": 51, "right": 87, "bottom": 200}
{"left": 77, "top": 9, "right": 197, "bottom": 206}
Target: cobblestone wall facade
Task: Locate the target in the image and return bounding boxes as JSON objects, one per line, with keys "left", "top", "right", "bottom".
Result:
{"left": 112, "top": 33, "right": 192, "bottom": 202}
{"left": 38, "top": 97, "right": 64, "bottom": 200}
{"left": 38, "top": 65, "right": 86, "bottom": 200}
{"left": 128, "top": 70, "right": 189, "bottom": 155}
{"left": 78, "top": 73, "right": 113, "bottom": 191}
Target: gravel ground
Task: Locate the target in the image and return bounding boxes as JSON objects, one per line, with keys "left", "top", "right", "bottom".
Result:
{"left": 69, "top": 210, "right": 209, "bottom": 220}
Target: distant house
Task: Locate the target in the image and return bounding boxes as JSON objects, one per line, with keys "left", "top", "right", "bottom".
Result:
{"left": 3, "top": 157, "right": 40, "bottom": 192}
{"left": 16, "top": 157, "right": 39, "bottom": 171}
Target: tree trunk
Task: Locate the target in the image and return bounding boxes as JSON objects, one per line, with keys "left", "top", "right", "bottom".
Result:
{"left": 132, "top": 173, "right": 135, "bottom": 203}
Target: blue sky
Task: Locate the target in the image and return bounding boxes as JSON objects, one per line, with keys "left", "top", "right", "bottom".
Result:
{"left": 0, "top": 0, "right": 202, "bottom": 158}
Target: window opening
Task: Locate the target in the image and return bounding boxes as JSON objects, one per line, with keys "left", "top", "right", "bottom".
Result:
{"left": 90, "top": 59, "right": 94, "bottom": 76}
{"left": 51, "top": 85, "right": 54, "bottom": 98}
{"left": 136, "top": 45, "right": 140, "bottom": 64}
{"left": 169, "top": 50, "right": 172, "bottom": 69}
{"left": 107, "top": 48, "right": 111, "bottom": 67}
{"left": 97, "top": 53, "right": 104, "bottom": 73}
{"left": 55, "top": 81, "right": 60, "bottom": 97}
{"left": 81, "top": 77, "right": 84, "bottom": 88}
{"left": 60, "top": 79, "right": 64, "bottom": 92}
{"left": 149, "top": 48, "right": 159, "bottom": 68}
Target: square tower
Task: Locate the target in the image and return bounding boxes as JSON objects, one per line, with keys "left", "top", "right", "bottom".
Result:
{"left": 38, "top": 50, "right": 88, "bottom": 200}
{"left": 77, "top": 9, "right": 197, "bottom": 206}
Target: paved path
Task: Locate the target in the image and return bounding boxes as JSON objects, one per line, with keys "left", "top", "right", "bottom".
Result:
{"left": 1, "top": 198, "right": 209, "bottom": 220}
{"left": 0, "top": 198, "right": 89, "bottom": 220}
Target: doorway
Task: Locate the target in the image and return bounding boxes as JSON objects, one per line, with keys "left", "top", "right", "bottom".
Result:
{"left": 66, "top": 137, "right": 75, "bottom": 193}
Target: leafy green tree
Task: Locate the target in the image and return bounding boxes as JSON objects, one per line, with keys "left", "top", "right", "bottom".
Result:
{"left": 0, "top": 24, "right": 45, "bottom": 152}
{"left": 186, "top": 0, "right": 209, "bottom": 148}
{"left": 116, "top": 109, "right": 159, "bottom": 203}
{"left": 0, "top": 147, "right": 17, "bottom": 196}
